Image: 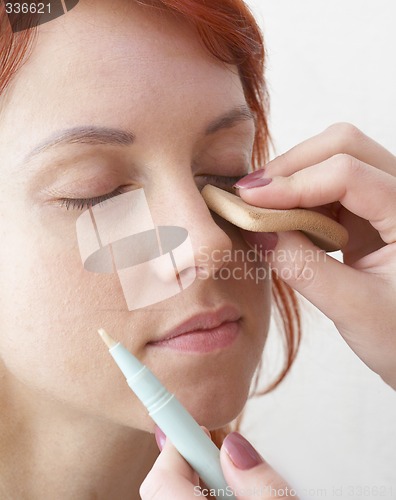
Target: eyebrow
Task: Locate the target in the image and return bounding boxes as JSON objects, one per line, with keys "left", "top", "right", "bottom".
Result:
{"left": 24, "top": 127, "right": 135, "bottom": 163}
{"left": 23, "top": 105, "right": 254, "bottom": 163}
{"left": 205, "top": 105, "right": 254, "bottom": 134}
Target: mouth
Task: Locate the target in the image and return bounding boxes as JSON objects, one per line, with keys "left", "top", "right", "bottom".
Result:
{"left": 147, "top": 304, "right": 242, "bottom": 353}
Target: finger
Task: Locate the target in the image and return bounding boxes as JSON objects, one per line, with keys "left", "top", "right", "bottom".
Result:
{"left": 340, "top": 210, "right": 386, "bottom": 264}
{"left": 220, "top": 432, "right": 298, "bottom": 499}
{"left": 243, "top": 228, "right": 396, "bottom": 384}
{"left": 264, "top": 123, "right": 396, "bottom": 178}
{"left": 140, "top": 434, "right": 199, "bottom": 500}
{"left": 238, "top": 154, "right": 396, "bottom": 244}
{"left": 242, "top": 228, "right": 396, "bottom": 330}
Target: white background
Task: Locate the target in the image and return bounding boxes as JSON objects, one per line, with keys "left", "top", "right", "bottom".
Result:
{"left": 240, "top": 2, "right": 396, "bottom": 499}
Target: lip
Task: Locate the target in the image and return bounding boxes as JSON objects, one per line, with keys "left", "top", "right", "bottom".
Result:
{"left": 147, "top": 305, "right": 242, "bottom": 353}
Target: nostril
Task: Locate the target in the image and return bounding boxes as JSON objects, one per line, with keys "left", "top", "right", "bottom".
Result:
{"left": 178, "top": 266, "right": 199, "bottom": 287}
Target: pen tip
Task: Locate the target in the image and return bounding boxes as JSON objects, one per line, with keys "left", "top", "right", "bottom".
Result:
{"left": 98, "top": 328, "right": 118, "bottom": 349}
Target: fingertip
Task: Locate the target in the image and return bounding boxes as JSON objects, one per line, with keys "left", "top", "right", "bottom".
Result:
{"left": 242, "top": 230, "right": 279, "bottom": 254}
{"left": 222, "top": 432, "right": 264, "bottom": 471}
{"left": 233, "top": 167, "right": 267, "bottom": 190}
{"left": 220, "top": 434, "right": 295, "bottom": 498}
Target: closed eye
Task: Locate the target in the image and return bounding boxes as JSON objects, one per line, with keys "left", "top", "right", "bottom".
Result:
{"left": 57, "top": 174, "right": 246, "bottom": 211}
{"left": 59, "top": 187, "right": 125, "bottom": 210}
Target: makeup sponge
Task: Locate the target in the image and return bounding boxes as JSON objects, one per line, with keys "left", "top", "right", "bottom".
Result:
{"left": 201, "top": 184, "right": 349, "bottom": 252}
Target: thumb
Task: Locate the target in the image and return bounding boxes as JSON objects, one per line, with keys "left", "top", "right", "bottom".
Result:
{"left": 242, "top": 228, "right": 370, "bottom": 326}
{"left": 140, "top": 426, "right": 199, "bottom": 499}
{"left": 220, "top": 432, "right": 298, "bottom": 499}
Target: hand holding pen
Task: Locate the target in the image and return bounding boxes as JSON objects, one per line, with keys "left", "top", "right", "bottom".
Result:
{"left": 99, "top": 329, "right": 296, "bottom": 499}
{"left": 141, "top": 427, "right": 296, "bottom": 499}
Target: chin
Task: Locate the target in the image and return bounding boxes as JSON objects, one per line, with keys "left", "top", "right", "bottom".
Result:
{"left": 198, "top": 400, "right": 247, "bottom": 431}
{"left": 124, "top": 380, "right": 250, "bottom": 435}
{"left": 135, "top": 403, "right": 246, "bottom": 437}
{"left": 177, "top": 383, "right": 251, "bottom": 431}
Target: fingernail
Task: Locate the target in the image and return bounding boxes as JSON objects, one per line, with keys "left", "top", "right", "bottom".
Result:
{"left": 234, "top": 169, "right": 272, "bottom": 189}
{"left": 154, "top": 425, "right": 166, "bottom": 451}
{"left": 223, "top": 432, "right": 264, "bottom": 470}
{"left": 244, "top": 231, "right": 279, "bottom": 252}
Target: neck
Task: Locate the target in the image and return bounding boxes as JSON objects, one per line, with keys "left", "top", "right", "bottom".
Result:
{"left": 0, "top": 374, "right": 159, "bottom": 500}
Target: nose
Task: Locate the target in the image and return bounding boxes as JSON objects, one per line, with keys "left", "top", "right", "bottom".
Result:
{"left": 76, "top": 179, "right": 236, "bottom": 311}
{"left": 148, "top": 182, "right": 234, "bottom": 282}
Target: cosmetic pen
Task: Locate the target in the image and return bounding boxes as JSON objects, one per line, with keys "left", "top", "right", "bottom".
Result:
{"left": 98, "top": 328, "right": 236, "bottom": 500}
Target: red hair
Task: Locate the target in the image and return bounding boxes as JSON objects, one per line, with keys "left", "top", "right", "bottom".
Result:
{"left": 0, "top": 0, "right": 301, "bottom": 445}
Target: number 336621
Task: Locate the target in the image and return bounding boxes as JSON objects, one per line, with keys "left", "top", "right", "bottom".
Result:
{"left": 5, "top": 3, "right": 51, "bottom": 14}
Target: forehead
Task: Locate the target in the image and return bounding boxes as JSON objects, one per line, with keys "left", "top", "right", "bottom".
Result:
{"left": 0, "top": 0, "right": 246, "bottom": 163}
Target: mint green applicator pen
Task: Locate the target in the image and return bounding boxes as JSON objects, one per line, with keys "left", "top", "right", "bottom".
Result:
{"left": 98, "top": 328, "right": 236, "bottom": 500}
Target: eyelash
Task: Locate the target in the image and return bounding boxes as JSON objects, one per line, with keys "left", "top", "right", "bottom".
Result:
{"left": 59, "top": 175, "right": 245, "bottom": 211}
{"left": 60, "top": 187, "right": 125, "bottom": 211}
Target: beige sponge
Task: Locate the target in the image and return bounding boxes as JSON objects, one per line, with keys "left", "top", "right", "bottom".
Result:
{"left": 201, "top": 184, "right": 348, "bottom": 252}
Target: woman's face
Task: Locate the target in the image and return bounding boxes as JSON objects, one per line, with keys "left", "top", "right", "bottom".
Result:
{"left": 0, "top": 0, "right": 271, "bottom": 431}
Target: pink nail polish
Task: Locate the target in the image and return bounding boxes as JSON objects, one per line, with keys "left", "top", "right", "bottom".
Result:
{"left": 223, "top": 432, "right": 264, "bottom": 470}
{"left": 243, "top": 231, "right": 278, "bottom": 252}
{"left": 154, "top": 425, "right": 166, "bottom": 451}
{"left": 234, "top": 169, "right": 272, "bottom": 189}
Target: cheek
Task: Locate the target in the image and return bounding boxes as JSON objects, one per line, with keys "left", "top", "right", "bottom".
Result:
{"left": 0, "top": 217, "right": 153, "bottom": 425}
{"left": 224, "top": 226, "right": 273, "bottom": 381}
{"left": 227, "top": 224, "right": 272, "bottom": 324}
{"left": 0, "top": 215, "right": 119, "bottom": 328}
{"left": 0, "top": 210, "right": 126, "bottom": 388}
